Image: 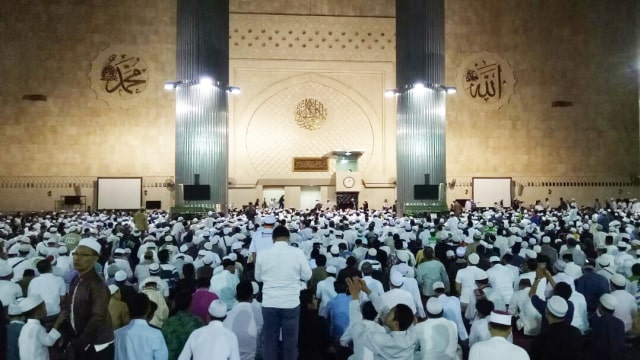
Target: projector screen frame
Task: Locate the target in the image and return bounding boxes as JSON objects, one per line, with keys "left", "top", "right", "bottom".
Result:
{"left": 472, "top": 177, "right": 513, "bottom": 209}
{"left": 97, "top": 177, "right": 143, "bottom": 210}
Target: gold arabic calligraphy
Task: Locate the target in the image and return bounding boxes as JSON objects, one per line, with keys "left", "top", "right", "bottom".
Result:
{"left": 100, "top": 54, "right": 148, "bottom": 96}
{"left": 464, "top": 60, "right": 505, "bottom": 102}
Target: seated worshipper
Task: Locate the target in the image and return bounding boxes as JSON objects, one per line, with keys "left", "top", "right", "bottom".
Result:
{"left": 162, "top": 291, "right": 204, "bottom": 360}
{"left": 108, "top": 284, "right": 130, "bottom": 330}
{"left": 531, "top": 296, "right": 584, "bottom": 360}
{"left": 345, "top": 277, "right": 417, "bottom": 360}
{"left": 316, "top": 265, "right": 338, "bottom": 318}
{"left": 609, "top": 273, "right": 637, "bottom": 333}
{"left": 223, "top": 280, "right": 264, "bottom": 360}
{"left": 413, "top": 297, "right": 460, "bottom": 360}
{"left": 469, "top": 311, "right": 529, "bottom": 360}
{"left": 298, "top": 289, "right": 332, "bottom": 360}
{"left": 178, "top": 300, "right": 241, "bottom": 360}
{"left": 586, "top": 294, "right": 626, "bottom": 360}
{"left": 469, "top": 299, "right": 494, "bottom": 347}
{"left": 210, "top": 258, "right": 240, "bottom": 310}
{"left": 141, "top": 278, "right": 170, "bottom": 328}
{"left": 114, "top": 293, "right": 169, "bottom": 360}
{"left": 6, "top": 299, "right": 26, "bottom": 360}
{"left": 18, "top": 294, "right": 67, "bottom": 360}
{"left": 190, "top": 277, "right": 219, "bottom": 322}
{"left": 27, "top": 259, "right": 66, "bottom": 321}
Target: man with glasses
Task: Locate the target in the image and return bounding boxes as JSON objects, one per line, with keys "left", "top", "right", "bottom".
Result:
{"left": 63, "top": 237, "right": 115, "bottom": 359}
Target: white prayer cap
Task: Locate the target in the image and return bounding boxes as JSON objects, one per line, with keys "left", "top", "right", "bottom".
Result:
{"left": 367, "top": 248, "right": 377, "bottom": 257}
{"left": 251, "top": 281, "right": 259, "bottom": 295}
{"left": 432, "top": 281, "right": 445, "bottom": 291}
{"left": 396, "top": 263, "right": 409, "bottom": 276}
{"left": 533, "top": 245, "right": 542, "bottom": 254}
{"left": 489, "top": 256, "right": 500, "bottom": 263}
{"left": 21, "top": 294, "right": 44, "bottom": 313}
{"left": 456, "top": 247, "right": 466, "bottom": 258}
{"left": 446, "top": 250, "right": 455, "bottom": 258}
{"left": 108, "top": 284, "right": 120, "bottom": 295}
{"left": 8, "top": 299, "right": 24, "bottom": 316}
{"left": 0, "top": 262, "right": 12, "bottom": 277}
{"left": 426, "top": 297, "right": 443, "bottom": 315}
{"left": 330, "top": 246, "right": 340, "bottom": 255}
{"left": 379, "top": 246, "right": 391, "bottom": 255}
{"left": 78, "top": 237, "right": 101, "bottom": 255}
{"left": 468, "top": 253, "right": 480, "bottom": 265}
{"left": 547, "top": 296, "right": 568, "bottom": 318}
{"left": 599, "top": 293, "right": 617, "bottom": 311}
{"left": 203, "top": 255, "right": 214, "bottom": 265}
{"left": 326, "top": 266, "right": 337, "bottom": 275}
{"left": 263, "top": 215, "right": 276, "bottom": 225}
{"left": 114, "top": 248, "right": 125, "bottom": 255}
{"left": 396, "top": 251, "right": 409, "bottom": 263}
{"left": 390, "top": 271, "right": 404, "bottom": 287}
{"left": 611, "top": 274, "right": 627, "bottom": 288}
{"left": 489, "top": 310, "right": 512, "bottom": 326}
{"left": 475, "top": 270, "right": 488, "bottom": 281}
{"left": 542, "top": 236, "right": 551, "bottom": 244}
{"left": 179, "top": 244, "right": 189, "bottom": 253}
{"left": 208, "top": 300, "right": 228, "bottom": 318}
{"left": 597, "top": 257, "right": 611, "bottom": 268}
{"left": 115, "top": 270, "right": 127, "bottom": 282}
{"left": 203, "top": 242, "right": 213, "bottom": 251}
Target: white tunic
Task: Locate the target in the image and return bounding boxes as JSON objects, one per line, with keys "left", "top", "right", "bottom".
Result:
{"left": 469, "top": 336, "right": 529, "bottom": 360}
{"left": 413, "top": 317, "right": 459, "bottom": 360}
{"left": 612, "top": 289, "right": 638, "bottom": 333}
{"left": 223, "top": 302, "right": 263, "bottom": 360}
{"left": 18, "top": 318, "right": 61, "bottom": 360}
{"left": 178, "top": 321, "right": 241, "bottom": 360}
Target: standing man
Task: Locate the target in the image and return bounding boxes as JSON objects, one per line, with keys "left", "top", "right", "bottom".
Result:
{"left": 114, "top": 293, "right": 168, "bottom": 359}
{"left": 63, "top": 238, "right": 115, "bottom": 359}
{"left": 469, "top": 311, "right": 529, "bottom": 360}
{"left": 249, "top": 215, "right": 277, "bottom": 262}
{"left": 133, "top": 208, "right": 149, "bottom": 235}
{"left": 255, "top": 226, "right": 312, "bottom": 360}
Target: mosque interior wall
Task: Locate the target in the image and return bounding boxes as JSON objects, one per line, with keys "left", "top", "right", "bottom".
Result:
{"left": 0, "top": 0, "right": 639, "bottom": 212}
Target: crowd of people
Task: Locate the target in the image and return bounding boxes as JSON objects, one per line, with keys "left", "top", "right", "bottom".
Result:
{"left": 1, "top": 197, "right": 640, "bottom": 360}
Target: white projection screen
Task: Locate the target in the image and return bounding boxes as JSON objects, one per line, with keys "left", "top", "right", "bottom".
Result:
{"left": 472, "top": 177, "right": 512, "bottom": 208}
{"left": 97, "top": 177, "right": 142, "bottom": 210}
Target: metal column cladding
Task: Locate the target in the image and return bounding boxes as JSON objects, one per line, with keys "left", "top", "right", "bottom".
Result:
{"left": 396, "top": 0, "right": 446, "bottom": 214}
{"left": 175, "top": 0, "right": 229, "bottom": 208}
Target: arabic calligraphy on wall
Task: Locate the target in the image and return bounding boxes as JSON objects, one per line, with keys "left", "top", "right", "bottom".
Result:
{"left": 294, "top": 98, "right": 327, "bottom": 131}
{"left": 90, "top": 45, "right": 152, "bottom": 108}
{"left": 456, "top": 52, "right": 516, "bottom": 110}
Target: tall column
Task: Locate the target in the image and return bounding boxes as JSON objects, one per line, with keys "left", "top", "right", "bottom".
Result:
{"left": 175, "top": 0, "right": 229, "bottom": 208}
{"left": 395, "top": 0, "right": 446, "bottom": 215}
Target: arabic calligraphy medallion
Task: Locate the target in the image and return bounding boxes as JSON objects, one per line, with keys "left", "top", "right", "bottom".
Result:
{"left": 294, "top": 98, "right": 327, "bottom": 131}
{"left": 457, "top": 52, "right": 515, "bottom": 110}
{"left": 90, "top": 45, "right": 152, "bottom": 108}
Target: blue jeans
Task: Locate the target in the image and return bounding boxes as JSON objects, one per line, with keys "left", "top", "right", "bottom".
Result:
{"left": 261, "top": 306, "right": 300, "bottom": 360}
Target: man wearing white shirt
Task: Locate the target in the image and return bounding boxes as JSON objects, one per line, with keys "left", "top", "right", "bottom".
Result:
{"left": 210, "top": 259, "right": 240, "bottom": 311}
{"left": 413, "top": 297, "right": 459, "bottom": 360}
{"left": 224, "top": 281, "right": 263, "bottom": 360}
{"left": 28, "top": 259, "right": 66, "bottom": 318}
{"left": 316, "top": 266, "right": 338, "bottom": 318}
{"left": 378, "top": 271, "right": 417, "bottom": 316}
{"left": 469, "top": 311, "right": 529, "bottom": 360}
{"left": 455, "top": 253, "right": 485, "bottom": 311}
{"left": 610, "top": 274, "right": 637, "bottom": 333}
{"left": 433, "top": 282, "right": 469, "bottom": 343}
{"left": 249, "top": 215, "right": 277, "bottom": 262}
{"left": 255, "top": 226, "right": 312, "bottom": 360}
{"left": 508, "top": 279, "right": 542, "bottom": 336}
{"left": 359, "top": 262, "right": 384, "bottom": 302}
{"left": 178, "top": 300, "right": 240, "bottom": 360}
{"left": 487, "top": 256, "right": 515, "bottom": 305}
{"left": 0, "top": 261, "right": 23, "bottom": 309}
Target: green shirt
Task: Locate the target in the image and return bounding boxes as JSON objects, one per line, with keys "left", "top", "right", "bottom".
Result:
{"left": 161, "top": 311, "right": 203, "bottom": 360}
